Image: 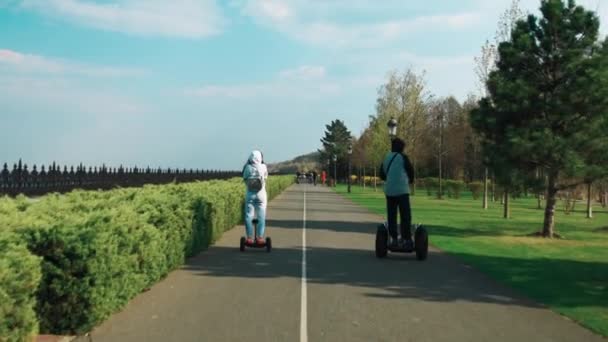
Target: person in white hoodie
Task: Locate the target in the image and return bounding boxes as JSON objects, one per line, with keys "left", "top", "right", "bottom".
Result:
{"left": 242, "top": 150, "right": 269, "bottom": 245}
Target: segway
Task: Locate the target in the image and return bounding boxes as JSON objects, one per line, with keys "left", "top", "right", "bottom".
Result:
{"left": 375, "top": 223, "right": 428, "bottom": 260}
{"left": 240, "top": 219, "right": 272, "bottom": 252}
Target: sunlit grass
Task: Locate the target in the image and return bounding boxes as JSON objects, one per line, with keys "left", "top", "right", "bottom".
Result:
{"left": 336, "top": 184, "right": 608, "bottom": 337}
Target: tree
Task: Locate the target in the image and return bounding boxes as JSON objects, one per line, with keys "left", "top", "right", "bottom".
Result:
{"left": 474, "top": 0, "right": 525, "bottom": 210}
{"left": 367, "top": 115, "right": 390, "bottom": 191}
{"left": 318, "top": 119, "right": 352, "bottom": 182}
{"left": 471, "top": 0, "right": 608, "bottom": 237}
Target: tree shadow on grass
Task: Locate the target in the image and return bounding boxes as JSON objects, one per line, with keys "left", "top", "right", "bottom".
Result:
{"left": 426, "top": 224, "right": 508, "bottom": 237}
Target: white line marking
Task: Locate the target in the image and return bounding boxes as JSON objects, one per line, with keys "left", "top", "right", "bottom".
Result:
{"left": 300, "top": 186, "right": 308, "bottom": 342}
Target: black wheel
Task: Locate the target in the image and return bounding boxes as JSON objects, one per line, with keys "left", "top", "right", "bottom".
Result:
{"left": 240, "top": 237, "right": 246, "bottom": 252}
{"left": 415, "top": 226, "right": 428, "bottom": 261}
{"left": 266, "top": 237, "right": 272, "bottom": 253}
{"left": 375, "top": 224, "right": 388, "bottom": 258}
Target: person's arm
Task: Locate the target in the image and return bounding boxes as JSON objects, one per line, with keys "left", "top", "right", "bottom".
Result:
{"left": 402, "top": 154, "right": 415, "bottom": 184}
{"left": 242, "top": 164, "right": 251, "bottom": 180}
{"left": 379, "top": 159, "right": 386, "bottom": 181}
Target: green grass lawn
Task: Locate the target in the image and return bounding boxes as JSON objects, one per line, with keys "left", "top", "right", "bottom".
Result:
{"left": 335, "top": 184, "right": 608, "bottom": 337}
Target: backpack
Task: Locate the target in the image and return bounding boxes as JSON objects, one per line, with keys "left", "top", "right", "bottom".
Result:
{"left": 244, "top": 165, "right": 264, "bottom": 192}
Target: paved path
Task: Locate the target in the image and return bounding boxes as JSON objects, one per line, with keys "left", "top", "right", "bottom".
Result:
{"left": 82, "top": 184, "right": 605, "bottom": 342}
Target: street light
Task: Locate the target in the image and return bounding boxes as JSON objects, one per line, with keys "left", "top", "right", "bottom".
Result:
{"left": 333, "top": 154, "right": 337, "bottom": 187}
{"left": 347, "top": 143, "right": 353, "bottom": 193}
{"left": 387, "top": 117, "right": 398, "bottom": 139}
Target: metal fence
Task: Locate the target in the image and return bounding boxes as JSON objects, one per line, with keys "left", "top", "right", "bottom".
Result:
{"left": 0, "top": 160, "right": 241, "bottom": 197}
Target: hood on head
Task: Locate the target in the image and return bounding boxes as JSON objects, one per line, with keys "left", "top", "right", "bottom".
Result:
{"left": 248, "top": 150, "right": 263, "bottom": 165}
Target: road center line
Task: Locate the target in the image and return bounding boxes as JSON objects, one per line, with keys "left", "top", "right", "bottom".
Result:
{"left": 300, "top": 186, "right": 308, "bottom": 342}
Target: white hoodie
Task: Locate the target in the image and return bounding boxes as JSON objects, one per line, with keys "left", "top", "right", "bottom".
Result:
{"left": 243, "top": 150, "right": 268, "bottom": 194}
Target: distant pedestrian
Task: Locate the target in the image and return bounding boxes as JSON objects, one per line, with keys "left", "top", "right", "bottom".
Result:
{"left": 321, "top": 170, "right": 327, "bottom": 185}
{"left": 312, "top": 171, "right": 317, "bottom": 186}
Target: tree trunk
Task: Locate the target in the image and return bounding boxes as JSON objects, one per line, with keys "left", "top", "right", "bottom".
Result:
{"left": 412, "top": 155, "right": 417, "bottom": 196}
{"left": 373, "top": 168, "right": 377, "bottom": 192}
{"left": 438, "top": 156, "right": 443, "bottom": 199}
{"left": 503, "top": 190, "right": 510, "bottom": 219}
{"left": 587, "top": 182, "right": 593, "bottom": 219}
{"left": 491, "top": 175, "right": 496, "bottom": 202}
{"left": 363, "top": 166, "right": 366, "bottom": 189}
{"left": 542, "top": 172, "right": 558, "bottom": 238}
{"left": 483, "top": 167, "right": 488, "bottom": 210}
{"left": 537, "top": 194, "right": 542, "bottom": 209}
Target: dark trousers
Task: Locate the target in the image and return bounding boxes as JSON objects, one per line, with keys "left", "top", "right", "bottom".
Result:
{"left": 386, "top": 194, "right": 412, "bottom": 240}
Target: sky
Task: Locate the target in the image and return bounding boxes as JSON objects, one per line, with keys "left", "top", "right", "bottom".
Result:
{"left": 1, "top": 0, "right": 606, "bottom": 170}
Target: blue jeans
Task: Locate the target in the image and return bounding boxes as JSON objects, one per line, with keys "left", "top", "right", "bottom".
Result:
{"left": 245, "top": 191, "right": 267, "bottom": 238}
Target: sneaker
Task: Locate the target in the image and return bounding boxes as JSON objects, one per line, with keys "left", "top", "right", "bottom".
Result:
{"left": 246, "top": 238, "right": 254, "bottom": 245}
{"left": 256, "top": 237, "right": 265, "bottom": 245}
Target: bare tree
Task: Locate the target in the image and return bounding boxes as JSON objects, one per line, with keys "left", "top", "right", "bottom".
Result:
{"left": 473, "top": 0, "right": 525, "bottom": 210}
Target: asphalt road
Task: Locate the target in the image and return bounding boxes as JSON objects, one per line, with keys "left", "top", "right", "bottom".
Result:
{"left": 82, "top": 184, "right": 605, "bottom": 342}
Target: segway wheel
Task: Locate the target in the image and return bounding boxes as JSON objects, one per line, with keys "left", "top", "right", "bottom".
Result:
{"left": 240, "top": 237, "right": 246, "bottom": 252}
{"left": 266, "top": 237, "right": 272, "bottom": 253}
{"left": 415, "top": 226, "right": 428, "bottom": 261}
{"left": 375, "top": 224, "right": 388, "bottom": 258}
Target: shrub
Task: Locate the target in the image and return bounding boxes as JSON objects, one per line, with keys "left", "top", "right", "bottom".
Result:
{"left": 422, "top": 178, "right": 439, "bottom": 196}
{"left": 0, "top": 175, "right": 294, "bottom": 336}
{"left": 452, "top": 181, "right": 465, "bottom": 199}
{"left": 468, "top": 181, "right": 484, "bottom": 200}
{"left": 0, "top": 230, "right": 42, "bottom": 342}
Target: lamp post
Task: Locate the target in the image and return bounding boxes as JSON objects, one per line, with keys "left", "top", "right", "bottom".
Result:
{"left": 387, "top": 117, "right": 398, "bottom": 139}
{"left": 333, "top": 154, "right": 337, "bottom": 187}
{"left": 347, "top": 143, "right": 353, "bottom": 193}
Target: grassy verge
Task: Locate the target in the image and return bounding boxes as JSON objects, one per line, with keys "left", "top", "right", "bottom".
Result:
{"left": 336, "top": 184, "right": 608, "bottom": 337}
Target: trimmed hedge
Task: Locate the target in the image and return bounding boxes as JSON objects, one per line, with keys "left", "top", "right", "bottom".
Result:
{"left": 445, "top": 180, "right": 465, "bottom": 199}
{"left": 468, "top": 181, "right": 484, "bottom": 200}
{"left": 0, "top": 231, "right": 42, "bottom": 342}
{"left": 0, "top": 175, "right": 294, "bottom": 338}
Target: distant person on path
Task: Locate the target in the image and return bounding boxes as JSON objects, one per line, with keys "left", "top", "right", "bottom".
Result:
{"left": 321, "top": 170, "right": 327, "bottom": 185}
{"left": 242, "top": 150, "right": 269, "bottom": 245}
{"left": 379, "top": 138, "right": 415, "bottom": 250}
{"left": 312, "top": 171, "right": 317, "bottom": 186}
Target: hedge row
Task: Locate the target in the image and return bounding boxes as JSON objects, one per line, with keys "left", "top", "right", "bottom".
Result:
{"left": 0, "top": 175, "right": 294, "bottom": 339}
{"left": 0, "top": 231, "right": 42, "bottom": 342}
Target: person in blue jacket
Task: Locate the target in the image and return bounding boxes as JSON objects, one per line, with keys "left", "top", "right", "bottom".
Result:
{"left": 242, "top": 150, "right": 269, "bottom": 245}
{"left": 379, "top": 138, "right": 415, "bottom": 250}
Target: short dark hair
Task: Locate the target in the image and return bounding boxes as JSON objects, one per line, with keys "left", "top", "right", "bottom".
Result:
{"left": 391, "top": 138, "right": 405, "bottom": 153}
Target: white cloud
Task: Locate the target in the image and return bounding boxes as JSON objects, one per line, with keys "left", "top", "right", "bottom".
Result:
{"left": 294, "top": 13, "right": 481, "bottom": 48}
{"left": 237, "top": 0, "right": 481, "bottom": 49}
{"left": 187, "top": 80, "right": 341, "bottom": 100}
{"left": 0, "top": 49, "right": 144, "bottom": 77}
{"left": 0, "top": 76, "right": 145, "bottom": 117}
{"left": 186, "top": 64, "right": 336, "bottom": 99}
{"left": 17, "top": 0, "right": 225, "bottom": 38}
{"left": 245, "top": 0, "right": 292, "bottom": 22}
{"left": 279, "top": 65, "right": 325, "bottom": 81}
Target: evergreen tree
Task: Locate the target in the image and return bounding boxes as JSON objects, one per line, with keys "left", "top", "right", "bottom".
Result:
{"left": 318, "top": 119, "right": 352, "bottom": 180}
{"left": 471, "top": 0, "right": 608, "bottom": 236}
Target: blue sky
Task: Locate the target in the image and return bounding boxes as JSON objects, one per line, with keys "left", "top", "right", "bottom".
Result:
{"left": 1, "top": 0, "right": 606, "bottom": 170}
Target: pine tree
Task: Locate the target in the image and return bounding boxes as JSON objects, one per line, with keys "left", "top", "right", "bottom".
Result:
{"left": 318, "top": 119, "right": 352, "bottom": 181}
{"left": 471, "top": 0, "right": 608, "bottom": 237}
